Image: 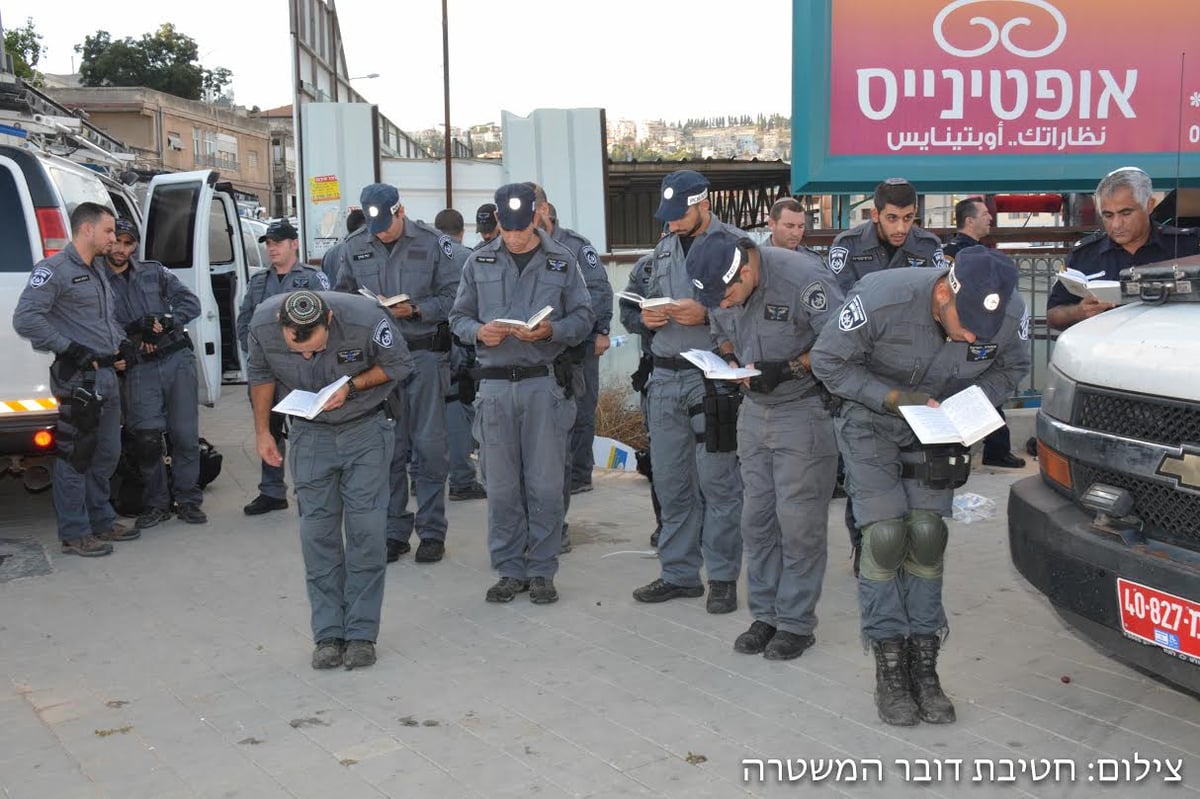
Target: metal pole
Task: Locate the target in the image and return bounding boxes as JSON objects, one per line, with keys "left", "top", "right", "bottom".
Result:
{"left": 442, "top": 0, "right": 453, "bottom": 208}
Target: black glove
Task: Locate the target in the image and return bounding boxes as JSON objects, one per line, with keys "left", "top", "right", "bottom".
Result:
{"left": 158, "top": 314, "right": 176, "bottom": 333}
{"left": 117, "top": 338, "right": 138, "bottom": 365}
{"left": 62, "top": 341, "right": 97, "bottom": 368}
{"left": 883, "top": 389, "right": 932, "bottom": 416}
{"left": 748, "top": 361, "right": 789, "bottom": 394}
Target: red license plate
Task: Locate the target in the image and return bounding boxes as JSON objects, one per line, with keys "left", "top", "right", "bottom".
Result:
{"left": 1117, "top": 578, "right": 1200, "bottom": 665}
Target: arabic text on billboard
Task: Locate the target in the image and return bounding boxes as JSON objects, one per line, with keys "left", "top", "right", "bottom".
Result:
{"left": 830, "top": 0, "right": 1200, "bottom": 156}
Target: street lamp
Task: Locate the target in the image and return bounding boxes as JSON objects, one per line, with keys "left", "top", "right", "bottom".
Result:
{"left": 349, "top": 73, "right": 380, "bottom": 80}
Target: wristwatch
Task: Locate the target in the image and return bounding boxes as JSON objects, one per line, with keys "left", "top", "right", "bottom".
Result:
{"left": 345, "top": 378, "right": 360, "bottom": 400}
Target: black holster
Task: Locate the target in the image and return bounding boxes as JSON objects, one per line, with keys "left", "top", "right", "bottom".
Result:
{"left": 553, "top": 342, "right": 588, "bottom": 399}
{"left": 456, "top": 362, "right": 477, "bottom": 405}
{"left": 702, "top": 380, "right": 740, "bottom": 453}
{"left": 431, "top": 321, "right": 453, "bottom": 353}
{"left": 631, "top": 353, "right": 653, "bottom": 394}
{"left": 901, "top": 444, "right": 971, "bottom": 489}
{"left": 747, "top": 360, "right": 794, "bottom": 394}
{"left": 60, "top": 376, "right": 102, "bottom": 473}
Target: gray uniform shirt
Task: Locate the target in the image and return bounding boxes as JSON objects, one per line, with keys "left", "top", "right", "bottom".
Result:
{"left": 827, "top": 221, "right": 946, "bottom": 293}
{"left": 619, "top": 253, "right": 656, "bottom": 346}
{"left": 333, "top": 219, "right": 465, "bottom": 341}
{"left": 449, "top": 230, "right": 594, "bottom": 368}
{"left": 551, "top": 225, "right": 613, "bottom": 338}
{"left": 237, "top": 263, "right": 330, "bottom": 352}
{"left": 13, "top": 242, "right": 124, "bottom": 357}
{"left": 710, "top": 248, "right": 844, "bottom": 406}
{"left": 646, "top": 216, "right": 747, "bottom": 358}
{"left": 246, "top": 292, "right": 414, "bottom": 425}
{"left": 809, "top": 268, "right": 1030, "bottom": 414}
{"left": 108, "top": 257, "right": 201, "bottom": 331}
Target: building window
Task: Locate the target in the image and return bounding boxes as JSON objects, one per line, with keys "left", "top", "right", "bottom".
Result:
{"left": 248, "top": 150, "right": 258, "bottom": 169}
{"left": 167, "top": 131, "right": 183, "bottom": 151}
{"left": 192, "top": 129, "right": 239, "bottom": 171}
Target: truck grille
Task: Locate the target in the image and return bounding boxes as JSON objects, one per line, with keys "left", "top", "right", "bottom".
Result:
{"left": 1077, "top": 390, "right": 1200, "bottom": 447}
{"left": 1074, "top": 464, "right": 1200, "bottom": 550}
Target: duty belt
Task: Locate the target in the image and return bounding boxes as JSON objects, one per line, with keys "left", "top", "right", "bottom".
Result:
{"left": 405, "top": 333, "right": 439, "bottom": 352}
{"left": 652, "top": 355, "right": 699, "bottom": 371}
{"left": 471, "top": 365, "right": 550, "bottom": 382}
{"left": 137, "top": 334, "right": 192, "bottom": 362}
{"left": 297, "top": 402, "right": 387, "bottom": 426}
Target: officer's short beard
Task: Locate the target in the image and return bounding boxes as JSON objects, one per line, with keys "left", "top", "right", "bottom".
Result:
{"left": 679, "top": 211, "right": 707, "bottom": 240}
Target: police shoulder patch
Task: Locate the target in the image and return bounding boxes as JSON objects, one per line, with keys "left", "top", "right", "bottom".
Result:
{"left": 440, "top": 235, "right": 455, "bottom": 258}
{"left": 828, "top": 246, "right": 848, "bottom": 274}
{"left": 373, "top": 318, "right": 394, "bottom": 349}
{"left": 931, "top": 248, "right": 947, "bottom": 269}
{"left": 1018, "top": 312, "right": 1031, "bottom": 341}
{"left": 316, "top": 271, "right": 330, "bottom": 290}
{"left": 800, "top": 281, "right": 828, "bottom": 312}
{"left": 29, "top": 266, "right": 53, "bottom": 288}
{"left": 582, "top": 245, "right": 599, "bottom": 269}
{"left": 838, "top": 295, "right": 869, "bottom": 331}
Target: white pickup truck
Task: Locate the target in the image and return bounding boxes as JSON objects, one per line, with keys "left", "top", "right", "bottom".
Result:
{"left": 1009, "top": 254, "right": 1200, "bottom": 695}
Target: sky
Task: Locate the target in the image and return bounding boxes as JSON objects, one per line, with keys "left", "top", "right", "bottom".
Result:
{"left": 2, "top": 0, "right": 794, "bottom": 131}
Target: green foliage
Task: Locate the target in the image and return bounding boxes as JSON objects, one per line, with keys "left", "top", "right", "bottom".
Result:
{"left": 75, "top": 23, "right": 232, "bottom": 101}
{"left": 4, "top": 17, "right": 44, "bottom": 86}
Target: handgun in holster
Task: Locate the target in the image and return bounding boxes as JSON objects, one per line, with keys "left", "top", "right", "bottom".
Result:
{"left": 59, "top": 380, "right": 103, "bottom": 473}
{"left": 747, "top": 360, "right": 793, "bottom": 394}
{"left": 431, "top": 321, "right": 453, "bottom": 353}
{"left": 702, "top": 379, "right": 741, "bottom": 453}
{"left": 900, "top": 443, "right": 971, "bottom": 489}
{"left": 631, "top": 353, "right": 653, "bottom": 394}
{"left": 553, "top": 342, "right": 588, "bottom": 399}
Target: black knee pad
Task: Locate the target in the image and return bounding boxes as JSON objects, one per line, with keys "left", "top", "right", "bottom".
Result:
{"left": 133, "top": 429, "right": 165, "bottom": 466}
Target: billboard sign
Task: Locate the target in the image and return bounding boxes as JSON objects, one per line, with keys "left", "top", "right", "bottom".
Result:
{"left": 793, "top": 0, "right": 1200, "bottom": 192}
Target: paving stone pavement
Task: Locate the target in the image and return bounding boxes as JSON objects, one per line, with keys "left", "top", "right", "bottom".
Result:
{"left": 0, "top": 395, "right": 1196, "bottom": 798}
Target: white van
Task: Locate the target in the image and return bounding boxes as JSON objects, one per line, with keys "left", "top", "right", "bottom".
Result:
{"left": 1, "top": 142, "right": 248, "bottom": 490}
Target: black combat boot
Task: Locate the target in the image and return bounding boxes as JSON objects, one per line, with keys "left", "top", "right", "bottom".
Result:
{"left": 872, "top": 638, "right": 919, "bottom": 726}
{"left": 908, "top": 634, "right": 956, "bottom": 724}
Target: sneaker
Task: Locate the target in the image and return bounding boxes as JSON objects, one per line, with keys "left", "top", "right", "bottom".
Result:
{"left": 176, "top": 503, "right": 208, "bottom": 525}
{"left": 485, "top": 576, "right": 530, "bottom": 603}
{"left": 312, "top": 638, "right": 344, "bottom": 669}
{"left": 415, "top": 538, "right": 445, "bottom": 563}
{"left": 569, "top": 481, "right": 593, "bottom": 495}
{"left": 244, "top": 494, "right": 288, "bottom": 515}
{"left": 135, "top": 506, "right": 173, "bottom": 530}
{"left": 706, "top": 580, "right": 738, "bottom": 614}
{"left": 632, "top": 578, "right": 704, "bottom": 604}
{"left": 763, "top": 631, "right": 816, "bottom": 661}
{"left": 60, "top": 534, "right": 113, "bottom": 557}
{"left": 734, "top": 621, "right": 777, "bottom": 654}
{"left": 529, "top": 576, "right": 558, "bottom": 604}
{"left": 386, "top": 539, "right": 410, "bottom": 563}
{"left": 343, "top": 640, "right": 376, "bottom": 669}
{"left": 448, "top": 482, "right": 487, "bottom": 501}
{"left": 95, "top": 523, "right": 140, "bottom": 542}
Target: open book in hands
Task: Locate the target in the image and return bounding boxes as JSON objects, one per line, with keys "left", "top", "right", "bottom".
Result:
{"left": 492, "top": 305, "right": 554, "bottom": 330}
{"left": 271, "top": 375, "right": 350, "bottom": 420}
{"left": 898, "top": 384, "right": 1004, "bottom": 446}
{"left": 1056, "top": 268, "right": 1121, "bottom": 305}
{"left": 358, "top": 287, "right": 410, "bottom": 308}
{"left": 680, "top": 349, "right": 761, "bottom": 381}
{"left": 616, "top": 291, "right": 678, "bottom": 309}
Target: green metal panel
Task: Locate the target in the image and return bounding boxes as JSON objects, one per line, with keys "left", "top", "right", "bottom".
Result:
{"left": 791, "top": 0, "right": 1200, "bottom": 194}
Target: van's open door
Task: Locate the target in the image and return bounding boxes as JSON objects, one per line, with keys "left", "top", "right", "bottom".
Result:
{"left": 141, "top": 171, "right": 223, "bottom": 406}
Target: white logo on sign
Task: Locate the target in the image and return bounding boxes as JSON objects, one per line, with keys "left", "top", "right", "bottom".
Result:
{"left": 933, "top": 0, "right": 1067, "bottom": 59}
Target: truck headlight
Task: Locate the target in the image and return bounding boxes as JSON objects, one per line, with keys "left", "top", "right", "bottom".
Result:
{"left": 1041, "top": 365, "right": 1077, "bottom": 423}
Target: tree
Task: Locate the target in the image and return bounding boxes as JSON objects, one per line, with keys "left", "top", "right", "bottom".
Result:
{"left": 4, "top": 17, "right": 45, "bottom": 86}
{"left": 76, "top": 23, "right": 232, "bottom": 102}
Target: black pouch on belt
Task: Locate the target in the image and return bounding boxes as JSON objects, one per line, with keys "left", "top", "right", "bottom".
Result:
{"left": 702, "top": 380, "right": 741, "bottom": 453}
{"left": 901, "top": 443, "right": 971, "bottom": 489}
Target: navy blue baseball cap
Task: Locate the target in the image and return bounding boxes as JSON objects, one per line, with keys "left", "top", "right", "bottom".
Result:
{"left": 360, "top": 183, "right": 401, "bottom": 235}
{"left": 494, "top": 183, "right": 536, "bottom": 231}
{"left": 258, "top": 218, "right": 298, "bottom": 242}
{"left": 114, "top": 218, "right": 139, "bottom": 241}
{"left": 655, "top": 170, "right": 710, "bottom": 222}
{"left": 475, "top": 202, "right": 498, "bottom": 234}
{"left": 685, "top": 229, "right": 750, "bottom": 308}
{"left": 948, "top": 245, "right": 1018, "bottom": 341}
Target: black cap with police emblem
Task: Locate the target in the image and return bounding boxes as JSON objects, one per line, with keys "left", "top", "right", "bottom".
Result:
{"left": 259, "top": 218, "right": 299, "bottom": 243}
{"left": 475, "top": 203, "right": 498, "bottom": 234}
{"left": 281, "top": 290, "right": 327, "bottom": 327}
{"left": 494, "top": 183, "right": 536, "bottom": 231}
{"left": 684, "top": 228, "right": 751, "bottom": 308}
{"left": 655, "top": 170, "right": 709, "bottom": 222}
{"left": 947, "top": 245, "right": 1018, "bottom": 341}
{"left": 114, "top": 218, "right": 140, "bottom": 241}
{"left": 360, "top": 183, "right": 401, "bottom": 236}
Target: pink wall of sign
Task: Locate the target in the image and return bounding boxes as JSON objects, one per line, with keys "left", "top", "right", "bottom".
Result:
{"left": 829, "top": 0, "right": 1200, "bottom": 157}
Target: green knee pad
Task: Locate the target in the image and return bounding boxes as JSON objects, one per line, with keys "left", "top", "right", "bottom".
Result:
{"left": 905, "top": 509, "right": 948, "bottom": 579}
{"left": 859, "top": 517, "right": 908, "bottom": 581}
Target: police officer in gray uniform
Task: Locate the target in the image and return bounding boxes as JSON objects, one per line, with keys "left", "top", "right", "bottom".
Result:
{"left": 810, "top": 246, "right": 1030, "bottom": 727}
{"left": 689, "top": 231, "right": 844, "bottom": 659}
{"left": 450, "top": 182, "right": 594, "bottom": 605}
{"left": 334, "top": 183, "right": 466, "bottom": 564}
{"left": 105, "top": 218, "right": 207, "bottom": 528}
{"left": 530, "top": 186, "right": 614, "bottom": 496}
{"left": 13, "top": 202, "right": 137, "bottom": 557}
{"left": 247, "top": 290, "right": 413, "bottom": 670}
{"left": 828, "top": 178, "right": 946, "bottom": 572}
{"left": 631, "top": 170, "right": 744, "bottom": 614}
{"left": 237, "top": 219, "right": 330, "bottom": 516}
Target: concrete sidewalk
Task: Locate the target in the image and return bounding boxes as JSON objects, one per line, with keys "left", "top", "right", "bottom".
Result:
{"left": 0, "top": 395, "right": 1196, "bottom": 798}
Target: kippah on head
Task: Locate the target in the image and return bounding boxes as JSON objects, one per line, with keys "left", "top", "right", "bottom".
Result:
{"left": 282, "top": 291, "right": 326, "bottom": 326}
